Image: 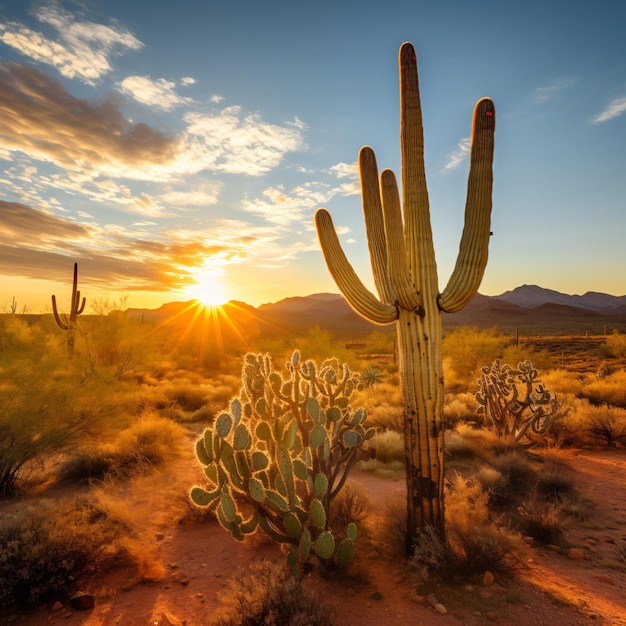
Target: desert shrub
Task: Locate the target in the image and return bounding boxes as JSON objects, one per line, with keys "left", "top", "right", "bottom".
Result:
{"left": 474, "top": 464, "right": 509, "bottom": 504}
{"left": 61, "top": 412, "right": 186, "bottom": 482}
{"left": 411, "top": 474, "right": 525, "bottom": 581}
{"left": 0, "top": 370, "right": 107, "bottom": 496}
{"left": 443, "top": 392, "right": 479, "bottom": 428}
{"left": 536, "top": 467, "right": 576, "bottom": 502}
{"left": 487, "top": 450, "right": 538, "bottom": 490}
{"left": 601, "top": 330, "right": 626, "bottom": 358}
{"left": 211, "top": 560, "right": 336, "bottom": 625}
{"left": 549, "top": 398, "right": 626, "bottom": 447}
{"left": 444, "top": 423, "right": 506, "bottom": 460}
{"left": 518, "top": 499, "right": 564, "bottom": 545}
{"left": 369, "top": 429, "right": 404, "bottom": 464}
{"left": 540, "top": 370, "right": 586, "bottom": 397}
{"left": 328, "top": 485, "right": 370, "bottom": 534}
{"left": 361, "top": 365, "right": 385, "bottom": 387}
{"left": 351, "top": 381, "right": 403, "bottom": 431}
{"left": 581, "top": 370, "right": 626, "bottom": 408}
{"left": 443, "top": 326, "right": 506, "bottom": 387}
{"left": 0, "top": 498, "right": 129, "bottom": 616}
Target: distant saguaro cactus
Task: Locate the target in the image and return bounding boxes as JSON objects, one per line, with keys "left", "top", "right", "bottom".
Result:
{"left": 315, "top": 42, "right": 496, "bottom": 550}
{"left": 9, "top": 296, "right": 16, "bottom": 315}
{"left": 52, "top": 262, "right": 86, "bottom": 356}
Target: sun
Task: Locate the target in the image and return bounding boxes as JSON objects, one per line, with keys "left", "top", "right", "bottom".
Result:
{"left": 185, "top": 266, "right": 230, "bottom": 307}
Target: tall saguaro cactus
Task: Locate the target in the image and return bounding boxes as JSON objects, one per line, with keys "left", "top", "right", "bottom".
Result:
{"left": 52, "top": 262, "right": 86, "bottom": 356}
{"left": 315, "top": 42, "right": 496, "bottom": 550}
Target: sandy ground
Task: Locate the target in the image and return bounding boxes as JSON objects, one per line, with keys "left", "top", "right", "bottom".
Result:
{"left": 15, "top": 447, "right": 626, "bottom": 626}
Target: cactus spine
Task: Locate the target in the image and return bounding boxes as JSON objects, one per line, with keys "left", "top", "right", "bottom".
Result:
{"left": 191, "top": 351, "right": 373, "bottom": 574}
{"left": 52, "top": 262, "right": 86, "bottom": 356}
{"left": 315, "top": 42, "right": 495, "bottom": 550}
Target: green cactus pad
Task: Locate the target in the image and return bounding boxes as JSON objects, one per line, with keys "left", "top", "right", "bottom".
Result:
{"left": 326, "top": 407, "right": 341, "bottom": 423}
{"left": 265, "top": 489, "right": 289, "bottom": 513}
{"left": 293, "top": 459, "right": 308, "bottom": 481}
{"left": 307, "top": 397, "right": 320, "bottom": 422}
{"left": 309, "top": 498, "right": 326, "bottom": 528}
{"left": 215, "top": 412, "right": 233, "bottom": 438}
{"left": 336, "top": 538, "right": 355, "bottom": 568}
{"left": 251, "top": 450, "right": 269, "bottom": 471}
{"left": 231, "top": 397, "right": 242, "bottom": 424}
{"left": 255, "top": 397, "right": 267, "bottom": 416}
{"left": 343, "top": 430, "right": 363, "bottom": 447}
{"left": 364, "top": 427, "right": 376, "bottom": 441}
{"left": 235, "top": 450, "right": 251, "bottom": 478}
{"left": 310, "top": 424, "right": 326, "bottom": 449}
{"left": 233, "top": 423, "right": 250, "bottom": 450}
{"left": 283, "top": 512, "right": 303, "bottom": 540}
{"left": 347, "top": 522, "right": 357, "bottom": 541}
{"left": 248, "top": 476, "right": 266, "bottom": 502}
{"left": 350, "top": 407, "right": 367, "bottom": 426}
{"left": 314, "top": 473, "right": 328, "bottom": 497}
{"left": 195, "top": 437, "right": 211, "bottom": 465}
{"left": 190, "top": 486, "right": 219, "bottom": 507}
{"left": 256, "top": 421, "right": 272, "bottom": 442}
{"left": 281, "top": 419, "right": 298, "bottom": 448}
{"left": 252, "top": 374, "right": 264, "bottom": 390}
{"left": 220, "top": 489, "right": 237, "bottom": 522}
{"left": 314, "top": 531, "right": 335, "bottom": 560}
{"left": 278, "top": 445, "right": 295, "bottom": 503}
{"left": 275, "top": 473, "right": 288, "bottom": 498}
{"left": 291, "top": 350, "right": 300, "bottom": 366}
{"left": 204, "top": 464, "right": 218, "bottom": 484}
{"left": 299, "top": 528, "right": 311, "bottom": 561}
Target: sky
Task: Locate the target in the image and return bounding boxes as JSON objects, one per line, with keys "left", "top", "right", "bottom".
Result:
{"left": 0, "top": 0, "right": 625, "bottom": 314}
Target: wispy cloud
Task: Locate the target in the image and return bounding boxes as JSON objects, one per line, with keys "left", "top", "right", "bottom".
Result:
{"left": 593, "top": 96, "right": 626, "bottom": 124}
{"left": 533, "top": 78, "right": 575, "bottom": 104}
{"left": 0, "top": 200, "right": 287, "bottom": 293}
{"left": 0, "top": 62, "right": 305, "bottom": 186}
{"left": 443, "top": 137, "right": 471, "bottom": 171}
{"left": 119, "top": 76, "right": 193, "bottom": 110}
{"left": 0, "top": 1, "right": 142, "bottom": 85}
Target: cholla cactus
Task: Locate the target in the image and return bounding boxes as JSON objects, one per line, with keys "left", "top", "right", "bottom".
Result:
{"left": 191, "top": 351, "right": 374, "bottom": 574}
{"left": 476, "top": 359, "right": 562, "bottom": 442}
{"left": 52, "top": 262, "right": 86, "bottom": 356}
{"left": 315, "top": 42, "right": 495, "bottom": 548}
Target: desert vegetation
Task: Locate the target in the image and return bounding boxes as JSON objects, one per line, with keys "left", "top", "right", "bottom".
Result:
{"left": 1, "top": 304, "right": 626, "bottom": 624}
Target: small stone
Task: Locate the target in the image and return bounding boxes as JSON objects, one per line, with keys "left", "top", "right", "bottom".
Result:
{"left": 594, "top": 574, "right": 615, "bottom": 585}
{"left": 486, "top": 611, "right": 498, "bottom": 621}
{"left": 426, "top": 593, "right": 439, "bottom": 608}
{"left": 51, "top": 601, "right": 64, "bottom": 613}
{"left": 434, "top": 603, "right": 447, "bottom": 615}
{"left": 568, "top": 548, "right": 585, "bottom": 560}
{"left": 482, "top": 570, "right": 495, "bottom": 587}
{"left": 547, "top": 544, "right": 561, "bottom": 552}
{"left": 70, "top": 592, "right": 95, "bottom": 611}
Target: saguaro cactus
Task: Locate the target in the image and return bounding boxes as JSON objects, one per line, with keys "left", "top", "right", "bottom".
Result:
{"left": 52, "top": 262, "right": 86, "bottom": 356}
{"left": 315, "top": 42, "right": 496, "bottom": 550}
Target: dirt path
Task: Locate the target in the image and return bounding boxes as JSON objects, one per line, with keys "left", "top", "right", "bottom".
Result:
{"left": 18, "top": 449, "right": 626, "bottom": 626}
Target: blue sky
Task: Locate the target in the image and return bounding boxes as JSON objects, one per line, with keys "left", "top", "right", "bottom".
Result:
{"left": 0, "top": 0, "right": 625, "bottom": 312}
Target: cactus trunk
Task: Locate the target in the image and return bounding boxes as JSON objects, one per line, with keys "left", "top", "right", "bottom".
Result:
{"left": 315, "top": 42, "right": 495, "bottom": 551}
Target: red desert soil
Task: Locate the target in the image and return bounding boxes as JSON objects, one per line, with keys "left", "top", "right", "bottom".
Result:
{"left": 18, "top": 448, "right": 626, "bottom": 626}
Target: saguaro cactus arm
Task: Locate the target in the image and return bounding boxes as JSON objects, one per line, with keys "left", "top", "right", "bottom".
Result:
{"left": 315, "top": 209, "right": 396, "bottom": 324}
{"left": 439, "top": 98, "right": 496, "bottom": 313}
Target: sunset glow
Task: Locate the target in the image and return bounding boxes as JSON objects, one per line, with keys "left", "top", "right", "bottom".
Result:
{"left": 184, "top": 265, "right": 230, "bottom": 307}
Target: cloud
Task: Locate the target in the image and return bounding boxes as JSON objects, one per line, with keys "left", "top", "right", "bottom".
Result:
{"left": 330, "top": 161, "right": 358, "bottom": 178}
{"left": 181, "top": 77, "right": 196, "bottom": 87}
{"left": 533, "top": 78, "right": 575, "bottom": 104}
{"left": 593, "top": 96, "right": 626, "bottom": 124}
{"left": 0, "top": 62, "right": 178, "bottom": 179}
{"left": 0, "top": 200, "right": 280, "bottom": 293}
{"left": 119, "top": 76, "right": 193, "bottom": 110}
{"left": 183, "top": 106, "right": 304, "bottom": 176}
{"left": 0, "top": 62, "right": 305, "bottom": 185}
{"left": 443, "top": 137, "right": 471, "bottom": 171}
{"left": 242, "top": 182, "right": 340, "bottom": 226}
{"left": 0, "top": 1, "right": 143, "bottom": 85}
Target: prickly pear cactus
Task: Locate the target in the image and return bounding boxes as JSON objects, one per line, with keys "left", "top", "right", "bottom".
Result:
{"left": 190, "top": 350, "right": 374, "bottom": 574}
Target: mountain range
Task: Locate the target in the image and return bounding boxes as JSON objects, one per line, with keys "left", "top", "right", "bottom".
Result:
{"left": 125, "top": 285, "right": 626, "bottom": 338}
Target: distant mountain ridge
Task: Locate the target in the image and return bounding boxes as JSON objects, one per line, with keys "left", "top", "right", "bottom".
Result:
{"left": 125, "top": 285, "right": 626, "bottom": 337}
{"left": 493, "top": 284, "right": 626, "bottom": 311}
